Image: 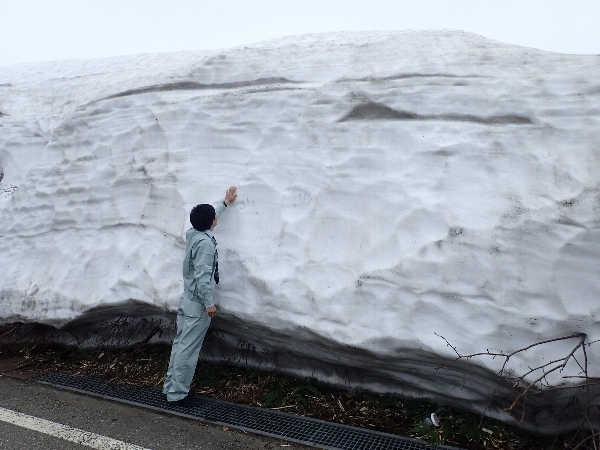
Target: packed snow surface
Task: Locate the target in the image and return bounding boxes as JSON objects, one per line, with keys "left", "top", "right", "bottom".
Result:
{"left": 1, "top": 31, "right": 600, "bottom": 430}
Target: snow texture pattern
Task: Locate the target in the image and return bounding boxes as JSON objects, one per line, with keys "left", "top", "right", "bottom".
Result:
{"left": 1, "top": 31, "right": 599, "bottom": 431}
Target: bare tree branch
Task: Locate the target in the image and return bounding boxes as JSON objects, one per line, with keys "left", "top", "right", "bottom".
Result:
{"left": 435, "top": 332, "right": 600, "bottom": 449}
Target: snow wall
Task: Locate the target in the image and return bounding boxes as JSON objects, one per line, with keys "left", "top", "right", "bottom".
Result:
{"left": 1, "top": 31, "right": 600, "bottom": 432}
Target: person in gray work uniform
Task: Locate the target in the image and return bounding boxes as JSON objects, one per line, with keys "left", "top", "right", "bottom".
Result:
{"left": 163, "top": 186, "right": 238, "bottom": 406}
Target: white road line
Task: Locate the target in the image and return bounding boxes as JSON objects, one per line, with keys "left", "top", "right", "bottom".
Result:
{"left": 0, "top": 406, "right": 151, "bottom": 450}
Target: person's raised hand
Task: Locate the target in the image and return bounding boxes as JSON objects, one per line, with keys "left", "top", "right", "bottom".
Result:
{"left": 206, "top": 305, "right": 217, "bottom": 318}
{"left": 224, "top": 186, "right": 237, "bottom": 205}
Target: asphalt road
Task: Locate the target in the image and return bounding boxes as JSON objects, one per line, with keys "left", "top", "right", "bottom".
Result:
{"left": 0, "top": 374, "right": 314, "bottom": 450}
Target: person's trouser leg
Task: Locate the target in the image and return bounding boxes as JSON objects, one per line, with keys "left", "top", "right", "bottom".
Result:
{"left": 163, "top": 305, "right": 186, "bottom": 395}
{"left": 163, "top": 299, "right": 211, "bottom": 402}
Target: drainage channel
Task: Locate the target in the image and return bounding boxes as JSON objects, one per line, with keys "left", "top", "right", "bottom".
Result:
{"left": 35, "top": 372, "right": 461, "bottom": 450}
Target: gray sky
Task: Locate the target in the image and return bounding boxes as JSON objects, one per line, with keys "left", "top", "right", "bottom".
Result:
{"left": 1, "top": 0, "right": 599, "bottom": 67}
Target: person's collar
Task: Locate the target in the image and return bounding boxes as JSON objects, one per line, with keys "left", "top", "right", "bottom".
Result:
{"left": 204, "top": 230, "right": 215, "bottom": 239}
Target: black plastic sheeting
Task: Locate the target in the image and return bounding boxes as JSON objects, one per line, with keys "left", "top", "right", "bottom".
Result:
{"left": 36, "top": 372, "right": 460, "bottom": 450}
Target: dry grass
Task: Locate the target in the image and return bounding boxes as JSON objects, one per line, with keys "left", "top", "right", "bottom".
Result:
{"left": 0, "top": 341, "right": 561, "bottom": 450}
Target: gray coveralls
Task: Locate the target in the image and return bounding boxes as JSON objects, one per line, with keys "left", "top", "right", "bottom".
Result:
{"left": 163, "top": 202, "right": 227, "bottom": 402}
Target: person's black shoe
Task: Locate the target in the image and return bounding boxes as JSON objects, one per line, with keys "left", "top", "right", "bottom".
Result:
{"left": 169, "top": 394, "right": 196, "bottom": 407}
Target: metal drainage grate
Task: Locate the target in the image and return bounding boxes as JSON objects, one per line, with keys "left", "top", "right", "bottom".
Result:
{"left": 35, "top": 372, "right": 460, "bottom": 450}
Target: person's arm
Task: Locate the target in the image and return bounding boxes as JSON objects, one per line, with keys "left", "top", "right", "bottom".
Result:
{"left": 214, "top": 186, "right": 236, "bottom": 217}
{"left": 191, "top": 239, "right": 216, "bottom": 309}
{"left": 204, "top": 186, "right": 237, "bottom": 318}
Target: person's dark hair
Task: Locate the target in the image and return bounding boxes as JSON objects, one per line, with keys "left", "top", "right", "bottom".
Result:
{"left": 190, "top": 204, "right": 215, "bottom": 231}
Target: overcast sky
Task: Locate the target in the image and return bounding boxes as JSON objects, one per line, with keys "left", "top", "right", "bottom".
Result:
{"left": 1, "top": 0, "right": 599, "bottom": 67}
